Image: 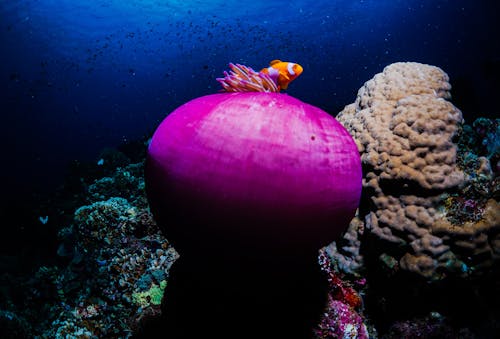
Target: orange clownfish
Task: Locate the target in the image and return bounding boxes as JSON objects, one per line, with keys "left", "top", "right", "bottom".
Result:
{"left": 260, "top": 60, "right": 303, "bottom": 90}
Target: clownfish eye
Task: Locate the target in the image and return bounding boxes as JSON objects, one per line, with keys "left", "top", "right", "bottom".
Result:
{"left": 292, "top": 64, "right": 303, "bottom": 74}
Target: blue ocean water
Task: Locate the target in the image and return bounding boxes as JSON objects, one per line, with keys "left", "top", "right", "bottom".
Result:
{"left": 1, "top": 0, "right": 498, "bottom": 201}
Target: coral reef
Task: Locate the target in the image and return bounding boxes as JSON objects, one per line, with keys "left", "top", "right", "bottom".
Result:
{"left": 321, "top": 61, "right": 499, "bottom": 337}
{"left": 333, "top": 62, "right": 499, "bottom": 281}
{"left": 383, "top": 312, "right": 475, "bottom": 338}
{"left": 0, "top": 162, "right": 178, "bottom": 338}
{"left": 322, "top": 213, "right": 366, "bottom": 277}
{"left": 314, "top": 250, "right": 372, "bottom": 338}
{"left": 132, "top": 280, "right": 167, "bottom": 307}
{"left": 86, "top": 163, "right": 147, "bottom": 207}
{"left": 0, "top": 310, "right": 32, "bottom": 338}
{"left": 315, "top": 297, "right": 369, "bottom": 339}
{"left": 457, "top": 118, "right": 500, "bottom": 167}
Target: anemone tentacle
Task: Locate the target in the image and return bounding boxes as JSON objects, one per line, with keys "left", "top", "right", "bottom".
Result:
{"left": 216, "top": 63, "right": 279, "bottom": 92}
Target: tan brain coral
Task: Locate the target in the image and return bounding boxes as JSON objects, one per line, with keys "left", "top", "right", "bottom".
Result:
{"left": 339, "top": 62, "right": 464, "bottom": 191}
{"left": 333, "top": 62, "right": 499, "bottom": 280}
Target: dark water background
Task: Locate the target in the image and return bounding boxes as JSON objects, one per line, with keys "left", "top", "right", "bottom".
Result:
{"left": 1, "top": 0, "right": 499, "bottom": 211}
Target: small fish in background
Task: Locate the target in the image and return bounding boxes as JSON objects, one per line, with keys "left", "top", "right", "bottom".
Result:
{"left": 39, "top": 216, "right": 49, "bottom": 225}
{"left": 260, "top": 59, "right": 303, "bottom": 90}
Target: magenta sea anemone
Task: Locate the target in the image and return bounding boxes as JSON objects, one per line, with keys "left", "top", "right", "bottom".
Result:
{"left": 144, "top": 91, "right": 361, "bottom": 336}
{"left": 146, "top": 92, "right": 361, "bottom": 256}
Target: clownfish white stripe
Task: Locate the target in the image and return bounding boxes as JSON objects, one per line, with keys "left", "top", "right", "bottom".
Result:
{"left": 287, "top": 62, "right": 296, "bottom": 76}
{"left": 267, "top": 67, "right": 279, "bottom": 76}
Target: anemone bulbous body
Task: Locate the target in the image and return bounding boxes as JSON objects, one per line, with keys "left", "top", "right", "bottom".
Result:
{"left": 146, "top": 92, "right": 361, "bottom": 258}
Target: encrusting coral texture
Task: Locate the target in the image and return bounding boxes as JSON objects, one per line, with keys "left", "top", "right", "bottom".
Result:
{"left": 0, "top": 159, "right": 179, "bottom": 338}
{"left": 333, "top": 62, "right": 499, "bottom": 281}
